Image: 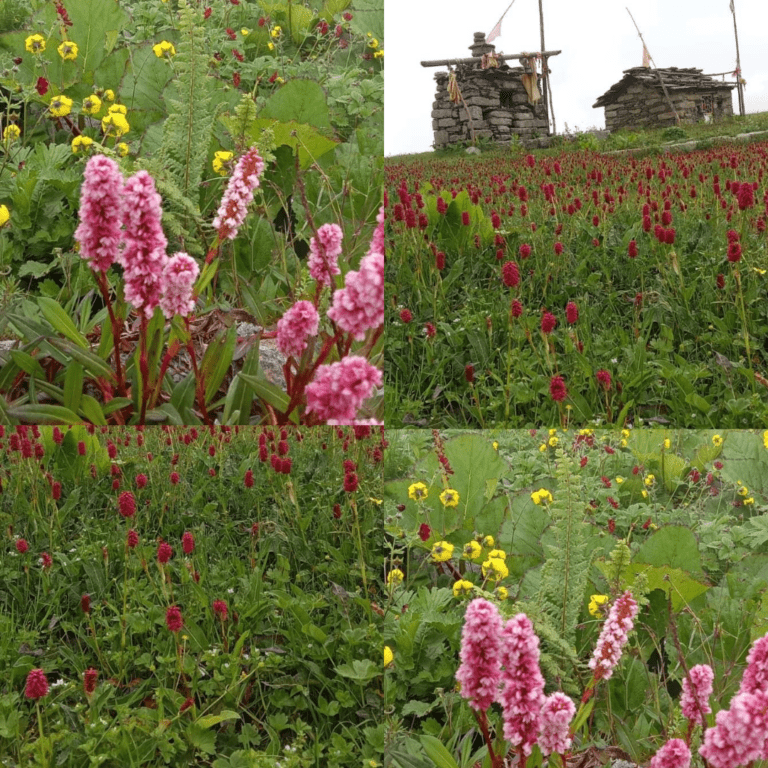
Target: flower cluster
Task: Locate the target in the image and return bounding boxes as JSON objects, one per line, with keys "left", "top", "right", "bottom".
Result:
{"left": 213, "top": 146, "right": 265, "bottom": 241}
{"left": 588, "top": 590, "right": 638, "bottom": 681}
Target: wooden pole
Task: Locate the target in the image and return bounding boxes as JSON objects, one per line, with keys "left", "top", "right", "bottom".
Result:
{"left": 538, "top": 0, "right": 555, "bottom": 135}
{"left": 625, "top": 8, "right": 680, "bottom": 125}
{"left": 421, "top": 50, "right": 562, "bottom": 67}
{"left": 730, "top": 0, "right": 745, "bottom": 116}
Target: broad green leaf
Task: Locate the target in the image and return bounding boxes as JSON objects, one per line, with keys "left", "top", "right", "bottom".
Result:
{"left": 238, "top": 373, "right": 296, "bottom": 423}
{"left": 66, "top": 0, "right": 129, "bottom": 74}
{"left": 195, "top": 710, "right": 241, "bottom": 730}
{"left": 9, "top": 351, "right": 46, "bottom": 379}
{"left": 335, "top": 659, "right": 378, "bottom": 682}
{"left": 287, "top": 4, "right": 316, "bottom": 43}
{"left": 720, "top": 431, "right": 768, "bottom": 499}
{"left": 634, "top": 526, "right": 704, "bottom": 577}
{"left": 47, "top": 338, "right": 116, "bottom": 383}
{"left": 201, "top": 325, "right": 237, "bottom": 405}
{"left": 237, "top": 118, "right": 337, "bottom": 169}
{"left": 6, "top": 404, "right": 82, "bottom": 425}
{"left": 63, "top": 362, "right": 84, "bottom": 413}
{"left": 79, "top": 394, "right": 107, "bottom": 426}
{"left": 38, "top": 297, "right": 89, "bottom": 349}
{"left": 419, "top": 735, "right": 460, "bottom": 768}
{"left": 261, "top": 80, "right": 331, "bottom": 131}
{"left": 187, "top": 724, "right": 216, "bottom": 755}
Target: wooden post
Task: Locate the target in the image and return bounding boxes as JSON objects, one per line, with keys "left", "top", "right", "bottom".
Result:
{"left": 538, "top": 0, "right": 552, "bottom": 134}
{"left": 730, "top": 0, "right": 745, "bottom": 116}
{"left": 420, "top": 50, "right": 562, "bottom": 68}
{"left": 626, "top": 8, "right": 680, "bottom": 125}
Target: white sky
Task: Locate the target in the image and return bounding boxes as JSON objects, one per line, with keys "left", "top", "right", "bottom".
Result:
{"left": 384, "top": 0, "right": 768, "bottom": 156}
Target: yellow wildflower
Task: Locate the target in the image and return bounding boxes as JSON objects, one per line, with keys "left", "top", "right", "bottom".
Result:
{"left": 82, "top": 95, "right": 102, "bottom": 115}
{"left": 744, "top": 497, "right": 755, "bottom": 506}
{"left": 452, "top": 580, "right": 474, "bottom": 597}
{"left": 268, "top": 42, "right": 275, "bottom": 51}
{"left": 621, "top": 429, "right": 630, "bottom": 438}
{"left": 3, "top": 125, "right": 20, "bottom": 142}
{"left": 548, "top": 436, "right": 559, "bottom": 447}
{"left": 374, "top": 49, "right": 384, "bottom": 58}
{"left": 642, "top": 490, "right": 648, "bottom": 499}
{"left": 0, "top": 205, "right": 9, "bottom": 227}
{"left": 71, "top": 135, "right": 93, "bottom": 154}
{"left": 644, "top": 474, "right": 655, "bottom": 487}
{"left": 482, "top": 557, "right": 509, "bottom": 580}
{"left": 616, "top": 476, "right": 624, "bottom": 485}
{"left": 496, "top": 586, "right": 508, "bottom": 600}
{"left": 108, "top": 103, "right": 127, "bottom": 115}
{"left": 589, "top": 594, "right": 609, "bottom": 617}
{"left": 368, "top": 38, "right": 379, "bottom": 49}
{"left": 386, "top": 568, "right": 404, "bottom": 586}
{"left": 463, "top": 541, "right": 482, "bottom": 560}
{"left": 431, "top": 541, "right": 454, "bottom": 562}
{"left": 539, "top": 444, "right": 547, "bottom": 453}
{"left": 152, "top": 40, "right": 176, "bottom": 58}
{"left": 549, "top": 428, "right": 558, "bottom": 436}
{"left": 663, "top": 438, "right": 671, "bottom": 450}
{"left": 271, "top": 26, "right": 282, "bottom": 38}
{"left": 439, "top": 488, "right": 460, "bottom": 507}
{"left": 49, "top": 95, "right": 73, "bottom": 118}
{"left": 384, "top": 646, "right": 394, "bottom": 668}
{"left": 408, "top": 482, "right": 428, "bottom": 502}
{"left": 25, "top": 34, "right": 46, "bottom": 54}
{"left": 116, "top": 142, "right": 129, "bottom": 157}
{"left": 531, "top": 488, "right": 553, "bottom": 505}
{"left": 57, "top": 41, "right": 78, "bottom": 61}
{"left": 487, "top": 549, "right": 507, "bottom": 561}
{"left": 712, "top": 434, "right": 723, "bottom": 447}
{"left": 764, "top": 430, "right": 768, "bottom": 450}
{"left": 241, "top": 28, "right": 250, "bottom": 36}
{"left": 482, "top": 535, "right": 494, "bottom": 548}
{"left": 103, "top": 90, "right": 115, "bottom": 102}
{"left": 492, "top": 441, "right": 499, "bottom": 451}
{"left": 101, "top": 113, "right": 129, "bottom": 136}
{"left": 738, "top": 486, "right": 749, "bottom": 497}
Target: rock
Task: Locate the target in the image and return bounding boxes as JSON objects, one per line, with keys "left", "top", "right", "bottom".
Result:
{"left": 465, "top": 146, "right": 481, "bottom": 155}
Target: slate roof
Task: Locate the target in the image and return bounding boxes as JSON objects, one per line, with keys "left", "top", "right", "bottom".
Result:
{"left": 593, "top": 67, "right": 736, "bottom": 108}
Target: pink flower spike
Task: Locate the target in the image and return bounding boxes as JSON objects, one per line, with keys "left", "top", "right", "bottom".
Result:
{"left": 588, "top": 590, "right": 638, "bottom": 682}
{"left": 119, "top": 170, "right": 168, "bottom": 317}
{"left": 650, "top": 739, "right": 691, "bottom": 768}
{"left": 497, "top": 613, "right": 545, "bottom": 756}
{"left": 700, "top": 690, "right": 768, "bottom": 768}
{"left": 74, "top": 155, "right": 125, "bottom": 272}
{"left": 160, "top": 252, "right": 199, "bottom": 319}
{"left": 308, "top": 223, "right": 343, "bottom": 286}
{"left": 305, "top": 356, "right": 382, "bottom": 425}
{"left": 276, "top": 300, "right": 320, "bottom": 358}
{"left": 213, "top": 146, "right": 265, "bottom": 241}
{"left": 739, "top": 632, "right": 768, "bottom": 695}
{"left": 538, "top": 692, "right": 576, "bottom": 756}
{"left": 681, "top": 664, "right": 714, "bottom": 722}
{"left": 455, "top": 598, "right": 503, "bottom": 712}
{"left": 327, "top": 250, "right": 384, "bottom": 340}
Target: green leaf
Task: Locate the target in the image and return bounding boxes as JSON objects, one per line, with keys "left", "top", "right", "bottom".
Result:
{"left": 195, "top": 710, "right": 241, "bottom": 730}
{"left": 238, "top": 373, "right": 297, "bottom": 423}
{"left": 634, "top": 526, "right": 704, "bottom": 577}
{"left": 287, "top": 4, "right": 316, "bottom": 43}
{"left": 201, "top": 325, "right": 237, "bottom": 405}
{"left": 6, "top": 404, "right": 82, "bottom": 425}
{"left": 335, "top": 659, "right": 378, "bottom": 682}
{"left": 9, "top": 351, "right": 46, "bottom": 379}
{"left": 261, "top": 80, "right": 331, "bottom": 131}
{"left": 17, "top": 261, "right": 55, "bottom": 279}
{"left": 63, "top": 362, "right": 84, "bottom": 413}
{"left": 47, "top": 338, "right": 117, "bottom": 383}
{"left": 79, "top": 395, "right": 107, "bottom": 426}
{"left": 419, "top": 735, "right": 460, "bottom": 768}
{"left": 66, "top": 0, "right": 129, "bottom": 74}
{"left": 38, "top": 297, "right": 89, "bottom": 349}
{"left": 187, "top": 723, "right": 217, "bottom": 755}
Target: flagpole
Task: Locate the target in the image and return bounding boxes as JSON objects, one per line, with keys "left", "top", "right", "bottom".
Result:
{"left": 487, "top": 0, "right": 518, "bottom": 41}
{"left": 730, "top": 0, "right": 745, "bottom": 116}
{"left": 538, "top": 0, "right": 555, "bottom": 134}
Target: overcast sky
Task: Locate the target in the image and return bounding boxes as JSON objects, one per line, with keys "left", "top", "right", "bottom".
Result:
{"left": 384, "top": 0, "right": 768, "bottom": 156}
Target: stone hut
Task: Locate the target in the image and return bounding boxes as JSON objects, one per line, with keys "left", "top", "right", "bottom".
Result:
{"left": 593, "top": 67, "right": 736, "bottom": 132}
{"left": 427, "top": 32, "right": 552, "bottom": 149}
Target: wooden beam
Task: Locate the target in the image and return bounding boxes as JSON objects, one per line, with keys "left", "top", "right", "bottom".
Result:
{"left": 420, "top": 50, "right": 561, "bottom": 68}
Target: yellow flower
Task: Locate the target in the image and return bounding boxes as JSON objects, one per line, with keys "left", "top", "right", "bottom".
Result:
{"left": 368, "top": 38, "right": 379, "bottom": 49}
{"left": 615, "top": 476, "right": 624, "bottom": 485}
{"left": 271, "top": 26, "right": 282, "bottom": 38}
{"left": 268, "top": 42, "right": 275, "bottom": 51}
{"left": 531, "top": 488, "right": 553, "bottom": 505}
{"left": 49, "top": 95, "right": 73, "bottom": 118}
{"left": 3, "top": 124, "right": 20, "bottom": 142}
{"left": 538, "top": 444, "right": 547, "bottom": 453}
{"left": 71, "top": 135, "right": 93, "bottom": 154}
{"left": 439, "top": 488, "right": 460, "bottom": 507}
{"left": 463, "top": 541, "right": 482, "bottom": 560}
{"left": 744, "top": 497, "right": 755, "bottom": 505}
{"left": 241, "top": 28, "right": 250, "bottom": 36}
{"left": 452, "top": 579, "right": 474, "bottom": 597}
{"left": 101, "top": 113, "right": 129, "bottom": 136}
{"left": 488, "top": 549, "right": 507, "bottom": 561}
{"left": 579, "top": 429, "right": 593, "bottom": 436}
{"left": 153, "top": 40, "right": 176, "bottom": 58}
{"left": 738, "top": 486, "right": 749, "bottom": 497}
{"left": 383, "top": 646, "right": 394, "bottom": 668}
{"left": 641, "top": 490, "right": 648, "bottom": 499}
{"left": 482, "top": 535, "right": 494, "bottom": 548}
{"left": 548, "top": 436, "right": 559, "bottom": 447}
{"left": 482, "top": 557, "right": 509, "bottom": 580}
{"left": 644, "top": 474, "right": 655, "bottom": 487}
{"left": 386, "top": 568, "right": 404, "bottom": 586}
{"left": 57, "top": 41, "right": 78, "bottom": 61}
{"left": 431, "top": 541, "right": 454, "bottom": 562}
{"left": 408, "top": 482, "right": 428, "bottom": 502}
{"left": 374, "top": 49, "right": 384, "bottom": 59}
{"left": 82, "top": 95, "right": 102, "bottom": 115}
{"left": 25, "top": 34, "right": 46, "bottom": 54}
{"left": 589, "top": 594, "right": 609, "bottom": 617}
{"left": 548, "top": 428, "right": 558, "bottom": 436}
{"left": 621, "top": 439, "right": 628, "bottom": 448}
{"left": 764, "top": 430, "right": 768, "bottom": 450}
{"left": 492, "top": 441, "right": 499, "bottom": 451}
{"left": 103, "top": 89, "right": 115, "bottom": 102}
{"left": 0, "top": 205, "right": 9, "bottom": 227}
{"left": 754, "top": 268, "right": 767, "bottom": 276}
{"left": 621, "top": 429, "right": 630, "bottom": 438}
{"left": 108, "top": 103, "right": 127, "bottom": 115}
{"left": 496, "top": 586, "right": 508, "bottom": 600}
{"left": 663, "top": 438, "right": 671, "bottom": 450}
{"left": 712, "top": 435, "right": 723, "bottom": 447}
{"left": 116, "top": 142, "right": 129, "bottom": 157}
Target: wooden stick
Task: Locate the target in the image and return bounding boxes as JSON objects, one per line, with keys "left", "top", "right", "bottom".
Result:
{"left": 730, "top": 0, "right": 745, "bottom": 116}
{"left": 421, "top": 49, "right": 561, "bottom": 67}
{"left": 625, "top": 8, "right": 680, "bottom": 124}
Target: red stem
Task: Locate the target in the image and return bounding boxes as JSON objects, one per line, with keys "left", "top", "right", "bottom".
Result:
{"left": 94, "top": 271, "right": 127, "bottom": 397}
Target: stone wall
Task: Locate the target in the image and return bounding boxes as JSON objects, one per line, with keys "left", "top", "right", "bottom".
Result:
{"left": 432, "top": 66, "right": 550, "bottom": 149}
{"left": 604, "top": 86, "right": 734, "bottom": 132}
